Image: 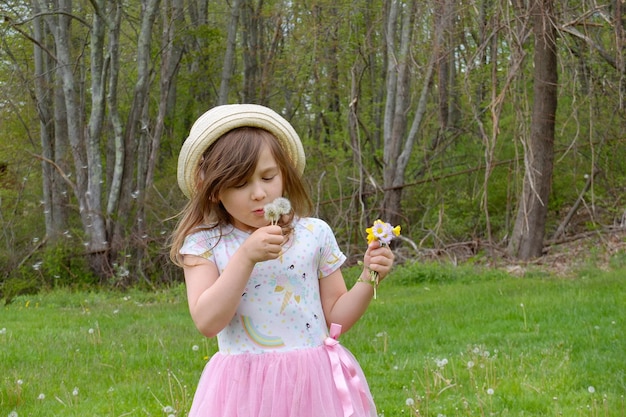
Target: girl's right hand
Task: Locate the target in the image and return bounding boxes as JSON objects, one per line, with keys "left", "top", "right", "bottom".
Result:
{"left": 241, "top": 225, "right": 285, "bottom": 263}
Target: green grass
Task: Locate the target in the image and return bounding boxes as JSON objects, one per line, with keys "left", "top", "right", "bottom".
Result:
{"left": 1, "top": 264, "right": 625, "bottom": 417}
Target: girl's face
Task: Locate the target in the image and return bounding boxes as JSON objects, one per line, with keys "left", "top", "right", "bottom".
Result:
{"left": 218, "top": 143, "right": 284, "bottom": 232}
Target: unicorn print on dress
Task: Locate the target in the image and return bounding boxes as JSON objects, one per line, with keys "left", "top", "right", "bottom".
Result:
{"left": 274, "top": 263, "right": 308, "bottom": 313}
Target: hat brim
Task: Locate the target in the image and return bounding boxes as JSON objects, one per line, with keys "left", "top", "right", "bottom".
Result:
{"left": 177, "top": 104, "right": 306, "bottom": 198}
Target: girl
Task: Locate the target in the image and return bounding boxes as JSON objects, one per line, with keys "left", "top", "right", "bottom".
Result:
{"left": 170, "top": 104, "right": 395, "bottom": 417}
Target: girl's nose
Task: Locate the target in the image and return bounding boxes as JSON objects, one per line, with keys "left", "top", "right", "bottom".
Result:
{"left": 250, "top": 181, "right": 266, "bottom": 200}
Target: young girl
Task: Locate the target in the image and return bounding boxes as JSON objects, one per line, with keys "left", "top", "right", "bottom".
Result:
{"left": 170, "top": 104, "right": 395, "bottom": 417}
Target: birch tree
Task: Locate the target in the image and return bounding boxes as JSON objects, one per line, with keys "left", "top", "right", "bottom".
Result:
{"left": 381, "top": 0, "right": 438, "bottom": 228}
{"left": 15, "top": 0, "right": 181, "bottom": 279}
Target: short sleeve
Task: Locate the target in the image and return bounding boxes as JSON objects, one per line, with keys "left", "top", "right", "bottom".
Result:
{"left": 314, "top": 219, "right": 346, "bottom": 279}
{"left": 180, "top": 229, "right": 219, "bottom": 260}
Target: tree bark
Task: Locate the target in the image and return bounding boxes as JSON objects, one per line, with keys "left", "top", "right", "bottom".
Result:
{"left": 218, "top": 0, "right": 240, "bottom": 104}
{"left": 508, "top": 0, "right": 558, "bottom": 259}
{"left": 382, "top": 0, "right": 436, "bottom": 228}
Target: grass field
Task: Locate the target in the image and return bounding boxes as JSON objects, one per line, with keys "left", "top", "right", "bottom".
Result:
{"left": 1, "top": 261, "right": 625, "bottom": 416}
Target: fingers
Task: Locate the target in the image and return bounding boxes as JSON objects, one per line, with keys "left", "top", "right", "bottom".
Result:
{"left": 246, "top": 225, "right": 285, "bottom": 262}
{"left": 365, "top": 244, "right": 395, "bottom": 279}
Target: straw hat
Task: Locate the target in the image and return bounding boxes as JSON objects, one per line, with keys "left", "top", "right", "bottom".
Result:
{"left": 177, "top": 104, "right": 306, "bottom": 198}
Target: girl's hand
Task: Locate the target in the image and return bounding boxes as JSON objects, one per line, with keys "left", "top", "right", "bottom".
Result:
{"left": 240, "top": 225, "right": 285, "bottom": 264}
{"left": 363, "top": 240, "right": 395, "bottom": 282}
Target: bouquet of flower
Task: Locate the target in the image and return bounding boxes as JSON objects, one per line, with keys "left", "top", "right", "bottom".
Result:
{"left": 364, "top": 219, "right": 401, "bottom": 299}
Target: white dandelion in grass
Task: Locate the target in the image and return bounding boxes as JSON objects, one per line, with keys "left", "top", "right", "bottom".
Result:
{"left": 487, "top": 388, "right": 494, "bottom": 395}
{"left": 8, "top": 411, "right": 18, "bottom": 417}
{"left": 192, "top": 345, "right": 199, "bottom": 351}
{"left": 163, "top": 405, "right": 175, "bottom": 413}
{"left": 72, "top": 387, "right": 79, "bottom": 396}
{"left": 37, "top": 393, "right": 45, "bottom": 400}
{"left": 588, "top": 386, "right": 596, "bottom": 394}
{"left": 405, "top": 397, "right": 415, "bottom": 407}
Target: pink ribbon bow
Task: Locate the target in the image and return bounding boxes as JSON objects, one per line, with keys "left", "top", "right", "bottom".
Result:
{"left": 324, "top": 323, "right": 370, "bottom": 417}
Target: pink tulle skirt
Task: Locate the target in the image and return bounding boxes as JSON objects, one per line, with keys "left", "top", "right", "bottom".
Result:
{"left": 188, "top": 344, "right": 377, "bottom": 417}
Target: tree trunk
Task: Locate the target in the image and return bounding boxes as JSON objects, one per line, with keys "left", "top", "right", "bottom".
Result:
{"left": 32, "top": 3, "right": 69, "bottom": 239}
{"left": 218, "top": 0, "right": 241, "bottom": 104}
{"left": 508, "top": 0, "right": 558, "bottom": 259}
{"left": 111, "top": 0, "right": 160, "bottom": 259}
{"left": 382, "top": 0, "right": 436, "bottom": 229}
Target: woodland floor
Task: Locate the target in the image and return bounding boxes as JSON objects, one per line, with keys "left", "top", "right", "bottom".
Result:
{"left": 396, "top": 227, "right": 626, "bottom": 278}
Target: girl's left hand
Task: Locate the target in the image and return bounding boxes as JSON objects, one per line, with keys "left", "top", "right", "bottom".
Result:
{"left": 363, "top": 240, "right": 395, "bottom": 282}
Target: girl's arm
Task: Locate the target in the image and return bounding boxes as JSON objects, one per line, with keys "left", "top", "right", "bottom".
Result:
{"left": 320, "top": 241, "right": 394, "bottom": 333}
{"left": 183, "top": 225, "right": 284, "bottom": 337}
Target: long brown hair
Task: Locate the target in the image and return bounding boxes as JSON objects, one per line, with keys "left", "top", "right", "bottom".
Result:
{"left": 169, "top": 127, "right": 312, "bottom": 266}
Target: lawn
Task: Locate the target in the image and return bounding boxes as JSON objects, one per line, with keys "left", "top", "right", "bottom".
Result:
{"left": 1, "top": 262, "right": 625, "bottom": 416}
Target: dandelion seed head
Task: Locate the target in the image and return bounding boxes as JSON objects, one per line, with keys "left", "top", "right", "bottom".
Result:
{"left": 72, "top": 387, "right": 79, "bottom": 396}
{"left": 588, "top": 386, "right": 595, "bottom": 393}
{"left": 467, "top": 361, "right": 475, "bottom": 369}
{"left": 263, "top": 203, "right": 280, "bottom": 223}
{"left": 38, "top": 393, "right": 45, "bottom": 400}
{"left": 8, "top": 411, "right": 18, "bottom": 417}
{"left": 192, "top": 345, "right": 199, "bottom": 351}
{"left": 16, "top": 379, "right": 23, "bottom": 385}
{"left": 273, "top": 197, "right": 292, "bottom": 215}
{"left": 88, "top": 328, "right": 95, "bottom": 334}
{"left": 405, "top": 398, "right": 415, "bottom": 407}
{"left": 163, "top": 405, "right": 175, "bottom": 413}
{"left": 487, "top": 388, "right": 494, "bottom": 395}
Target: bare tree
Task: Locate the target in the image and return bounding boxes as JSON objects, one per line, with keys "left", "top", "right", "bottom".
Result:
{"left": 508, "top": 0, "right": 558, "bottom": 259}
{"left": 22, "top": 0, "right": 179, "bottom": 279}
{"left": 381, "top": 0, "right": 437, "bottom": 228}
{"left": 218, "top": 0, "right": 241, "bottom": 104}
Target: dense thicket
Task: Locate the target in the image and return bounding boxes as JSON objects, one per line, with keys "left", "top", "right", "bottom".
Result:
{"left": 0, "top": 0, "right": 624, "bottom": 297}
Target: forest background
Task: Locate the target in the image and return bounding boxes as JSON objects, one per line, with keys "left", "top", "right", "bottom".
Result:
{"left": 0, "top": 0, "right": 625, "bottom": 296}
